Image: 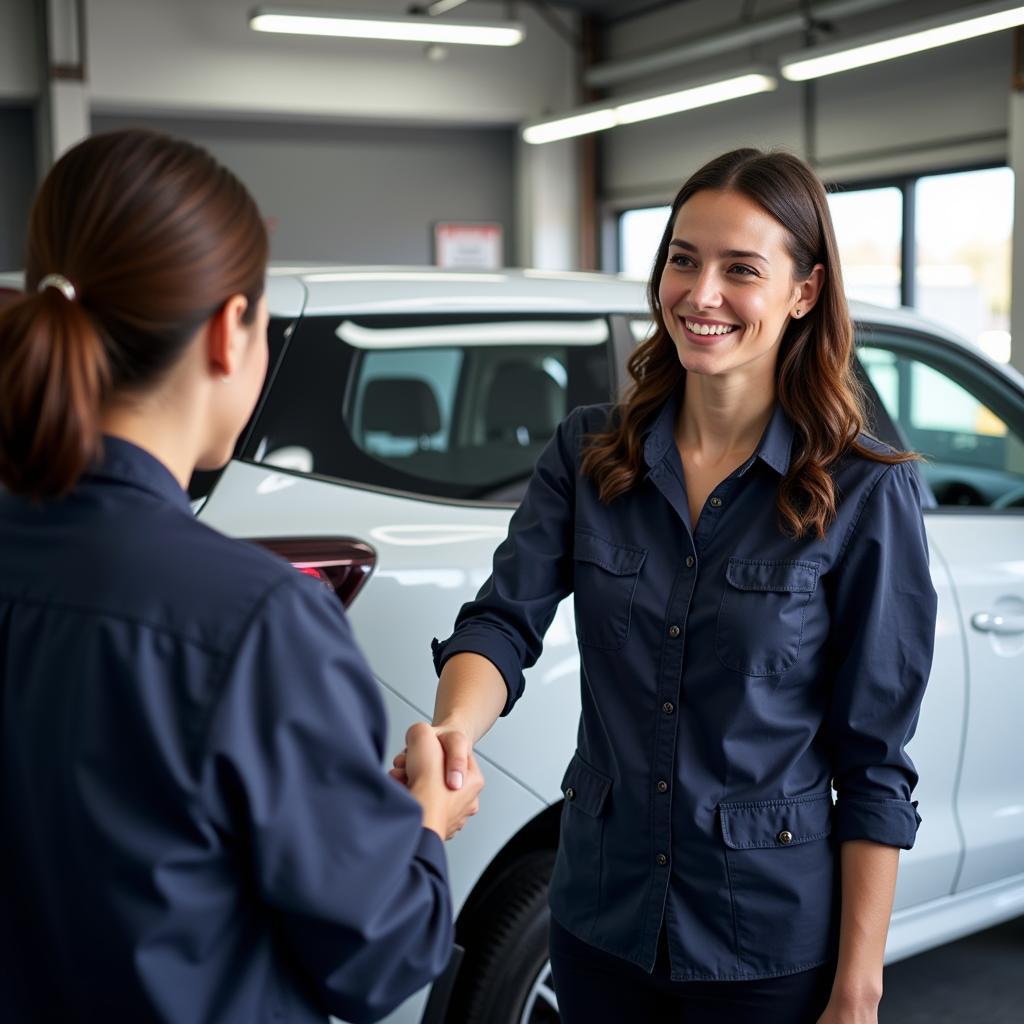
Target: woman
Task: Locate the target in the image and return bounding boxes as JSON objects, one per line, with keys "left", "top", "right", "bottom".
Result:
{"left": 405, "top": 149, "right": 937, "bottom": 1023}
{"left": 0, "top": 129, "right": 483, "bottom": 1024}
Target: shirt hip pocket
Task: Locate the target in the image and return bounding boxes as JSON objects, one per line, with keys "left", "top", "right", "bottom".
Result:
{"left": 550, "top": 751, "right": 613, "bottom": 937}
{"left": 715, "top": 557, "right": 819, "bottom": 676}
{"left": 572, "top": 530, "right": 646, "bottom": 651}
{"left": 719, "top": 791, "right": 837, "bottom": 972}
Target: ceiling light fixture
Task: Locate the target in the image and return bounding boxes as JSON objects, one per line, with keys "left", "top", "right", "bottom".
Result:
{"left": 781, "top": 0, "right": 1024, "bottom": 81}
{"left": 249, "top": 8, "right": 524, "bottom": 47}
{"left": 423, "top": 0, "right": 471, "bottom": 14}
{"left": 522, "top": 71, "right": 777, "bottom": 145}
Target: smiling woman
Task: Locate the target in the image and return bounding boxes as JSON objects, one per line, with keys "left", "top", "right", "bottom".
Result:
{"left": 581, "top": 147, "right": 919, "bottom": 540}
{"left": 426, "top": 146, "right": 940, "bottom": 1024}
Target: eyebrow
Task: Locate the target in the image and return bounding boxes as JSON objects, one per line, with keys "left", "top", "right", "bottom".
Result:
{"left": 669, "top": 239, "right": 769, "bottom": 263}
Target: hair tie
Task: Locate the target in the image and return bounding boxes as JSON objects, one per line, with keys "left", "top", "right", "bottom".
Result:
{"left": 38, "top": 274, "right": 77, "bottom": 301}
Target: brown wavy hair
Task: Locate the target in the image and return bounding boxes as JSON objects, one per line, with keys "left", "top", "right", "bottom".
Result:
{"left": 0, "top": 129, "right": 268, "bottom": 500}
{"left": 580, "top": 148, "right": 917, "bottom": 539}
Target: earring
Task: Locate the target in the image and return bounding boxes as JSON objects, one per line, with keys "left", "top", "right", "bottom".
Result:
{"left": 794, "top": 308, "right": 802, "bottom": 318}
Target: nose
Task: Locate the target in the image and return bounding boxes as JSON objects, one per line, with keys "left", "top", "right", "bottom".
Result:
{"left": 686, "top": 267, "right": 722, "bottom": 311}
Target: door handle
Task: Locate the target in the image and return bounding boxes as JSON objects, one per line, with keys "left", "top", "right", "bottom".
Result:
{"left": 971, "top": 611, "right": 1024, "bottom": 636}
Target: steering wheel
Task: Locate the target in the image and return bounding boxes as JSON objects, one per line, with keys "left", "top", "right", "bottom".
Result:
{"left": 993, "top": 483, "right": 1024, "bottom": 510}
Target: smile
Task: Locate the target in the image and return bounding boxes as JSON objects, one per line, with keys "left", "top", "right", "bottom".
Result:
{"left": 683, "top": 319, "right": 739, "bottom": 336}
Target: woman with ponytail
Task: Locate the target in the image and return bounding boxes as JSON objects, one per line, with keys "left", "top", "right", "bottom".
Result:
{"left": 0, "top": 129, "right": 481, "bottom": 1024}
{"left": 417, "top": 149, "right": 938, "bottom": 1022}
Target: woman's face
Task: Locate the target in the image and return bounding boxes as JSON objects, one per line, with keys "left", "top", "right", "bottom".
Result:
{"left": 658, "top": 188, "right": 818, "bottom": 382}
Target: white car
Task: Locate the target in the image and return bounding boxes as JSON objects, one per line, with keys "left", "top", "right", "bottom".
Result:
{"left": 7, "top": 266, "right": 1023, "bottom": 1023}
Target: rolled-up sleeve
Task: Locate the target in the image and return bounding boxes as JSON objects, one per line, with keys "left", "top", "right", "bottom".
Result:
{"left": 825, "top": 460, "right": 938, "bottom": 849}
{"left": 203, "top": 576, "right": 452, "bottom": 1024}
{"left": 431, "top": 406, "right": 582, "bottom": 715}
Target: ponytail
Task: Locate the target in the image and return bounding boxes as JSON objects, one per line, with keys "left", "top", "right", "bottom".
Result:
{"left": 0, "top": 288, "right": 110, "bottom": 499}
{"left": 0, "top": 128, "right": 268, "bottom": 501}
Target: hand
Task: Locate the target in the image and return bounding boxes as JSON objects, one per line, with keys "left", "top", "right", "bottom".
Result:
{"left": 389, "top": 720, "right": 472, "bottom": 791}
{"left": 400, "top": 722, "right": 484, "bottom": 841}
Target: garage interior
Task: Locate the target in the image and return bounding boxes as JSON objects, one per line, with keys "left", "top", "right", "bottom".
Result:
{"left": 1, "top": 3, "right": 1022, "bottom": 1024}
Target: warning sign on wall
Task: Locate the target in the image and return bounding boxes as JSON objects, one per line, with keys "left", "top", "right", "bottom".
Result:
{"left": 434, "top": 222, "right": 504, "bottom": 270}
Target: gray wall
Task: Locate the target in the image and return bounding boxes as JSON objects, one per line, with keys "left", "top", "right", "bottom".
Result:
{"left": 0, "top": 105, "right": 37, "bottom": 270}
{"left": 92, "top": 115, "right": 516, "bottom": 265}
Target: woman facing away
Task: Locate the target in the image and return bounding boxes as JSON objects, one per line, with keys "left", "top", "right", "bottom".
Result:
{"left": 395, "top": 148, "right": 938, "bottom": 1023}
{"left": 0, "top": 129, "right": 483, "bottom": 1024}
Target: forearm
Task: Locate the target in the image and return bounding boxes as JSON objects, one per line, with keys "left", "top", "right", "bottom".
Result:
{"left": 432, "top": 651, "right": 507, "bottom": 743}
{"left": 831, "top": 839, "right": 900, "bottom": 1004}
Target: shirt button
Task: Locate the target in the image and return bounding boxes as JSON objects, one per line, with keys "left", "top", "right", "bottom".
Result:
{"left": 685, "top": 555, "right": 695, "bottom": 568}
{"left": 657, "top": 780, "right": 669, "bottom": 793}
{"left": 778, "top": 830, "right": 793, "bottom": 845}
{"left": 656, "top": 853, "right": 668, "bottom": 866}
{"left": 667, "top": 624, "right": 680, "bottom": 638}
{"left": 565, "top": 787, "right": 576, "bottom": 801}
{"left": 710, "top": 496, "right": 722, "bottom": 508}
{"left": 662, "top": 701, "right": 675, "bottom": 715}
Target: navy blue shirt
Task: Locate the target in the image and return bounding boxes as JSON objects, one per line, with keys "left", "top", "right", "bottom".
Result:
{"left": 1, "top": 438, "right": 452, "bottom": 1023}
{"left": 433, "top": 395, "right": 937, "bottom": 981}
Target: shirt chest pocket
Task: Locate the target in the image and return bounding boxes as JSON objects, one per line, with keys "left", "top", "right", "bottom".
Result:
{"left": 572, "top": 531, "right": 646, "bottom": 651}
{"left": 715, "top": 558, "right": 819, "bottom": 676}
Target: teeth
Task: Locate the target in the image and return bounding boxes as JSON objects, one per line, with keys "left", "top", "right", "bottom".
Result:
{"left": 685, "top": 320, "right": 736, "bottom": 336}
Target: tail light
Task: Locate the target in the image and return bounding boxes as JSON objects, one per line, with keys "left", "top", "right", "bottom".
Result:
{"left": 249, "top": 538, "right": 376, "bottom": 608}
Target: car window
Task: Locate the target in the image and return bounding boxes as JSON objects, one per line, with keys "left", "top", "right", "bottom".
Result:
{"left": 858, "top": 333, "right": 1024, "bottom": 510}
{"left": 244, "top": 314, "right": 613, "bottom": 502}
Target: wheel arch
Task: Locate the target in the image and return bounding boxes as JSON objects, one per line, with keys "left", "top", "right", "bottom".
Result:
{"left": 454, "top": 798, "right": 562, "bottom": 946}
{"left": 419, "top": 800, "right": 563, "bottom": 1023}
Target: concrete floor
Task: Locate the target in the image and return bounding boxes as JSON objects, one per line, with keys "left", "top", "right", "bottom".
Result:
{"left": 879, "top": 916, "right": 1024, "bottom": 1024}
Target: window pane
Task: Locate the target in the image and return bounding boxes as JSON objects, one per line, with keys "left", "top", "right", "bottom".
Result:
{"left": 827, "top": 187, "right": 902, "bottom": 307}
{"left": 619, "top": 206, "right": 670, "bottom": 279}
{"left": 858, "top": 345, "right": 900, "bottom": 419}
{"left": 915, "top": 167, "right": 1013, "bottom": 364}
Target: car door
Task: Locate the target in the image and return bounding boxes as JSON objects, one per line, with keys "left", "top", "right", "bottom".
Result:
{"left": 858, "top": 325, "right": 1024, "bottom": 895}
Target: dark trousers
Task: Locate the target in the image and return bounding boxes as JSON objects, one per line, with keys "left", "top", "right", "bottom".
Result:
{"left": 549, "top": 916, "right": 835, "bottom": 1024}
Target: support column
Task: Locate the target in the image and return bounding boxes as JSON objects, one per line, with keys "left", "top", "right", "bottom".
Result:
{"left": 35, "top": 0, "right": 88, "bottom": 176}
{"left": 514, "top": 136, "right": 580, "bottom": 270}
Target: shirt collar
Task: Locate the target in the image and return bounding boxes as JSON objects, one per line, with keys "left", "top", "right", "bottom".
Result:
{"left": 642, "top": 389, "right": 795, "bottom": 477}
{"left": 87, "top": 435, "right": 193, "bottom": 513}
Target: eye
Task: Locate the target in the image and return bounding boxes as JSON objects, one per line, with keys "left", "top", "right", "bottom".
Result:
{"left": 729, "top": 264, "right": 759, "bottom": 277}
{"left": 668, "top": 253, "right": 696, "bottom": 268}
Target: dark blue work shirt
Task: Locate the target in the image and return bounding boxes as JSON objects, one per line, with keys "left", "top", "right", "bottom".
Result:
{"left": 1, "top": 438, "right": 452, "bottom": 1023}
{"left": 433, "top": 395, "right": 937, "bottom": 981}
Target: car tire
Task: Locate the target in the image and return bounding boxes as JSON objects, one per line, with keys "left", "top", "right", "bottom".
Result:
{"left": 453, "top": 850, "right": 560, "bottom": 1024}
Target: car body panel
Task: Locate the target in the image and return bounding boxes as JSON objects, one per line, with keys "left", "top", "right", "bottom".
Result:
{"left": 924, "top": 514, "right": 1024, "bottom": 892}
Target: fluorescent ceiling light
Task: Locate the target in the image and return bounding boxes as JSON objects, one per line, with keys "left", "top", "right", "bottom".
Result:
{"left": 523, "top": 71, "right": 776, "bottom": 145}
{"left": 424, "top": 0, "right": 471, "bottom": 13}
{"left": 616, "top": 73, "right": 777, "bottom": 124}
{"left": 250, "top": 8, "right": 524, "bottom": 46}
{"left": 523, "top": 109, "right": 619, "bottom": 145}
{"left": 781, "top": 0, "right": 1024, "bottom": 81}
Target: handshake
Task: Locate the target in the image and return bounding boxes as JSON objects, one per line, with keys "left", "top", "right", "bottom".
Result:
{"left": 389, "top": 723, "right": 486, "bottom": 841}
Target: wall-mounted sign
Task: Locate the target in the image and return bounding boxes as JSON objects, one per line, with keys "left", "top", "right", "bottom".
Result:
{"left": 434, "top": 221, "right": 504, "bottom": 269}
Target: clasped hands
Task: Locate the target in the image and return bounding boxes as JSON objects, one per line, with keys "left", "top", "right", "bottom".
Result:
{"left": 390, "top": 723, "right": 484, "bottom": 841}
